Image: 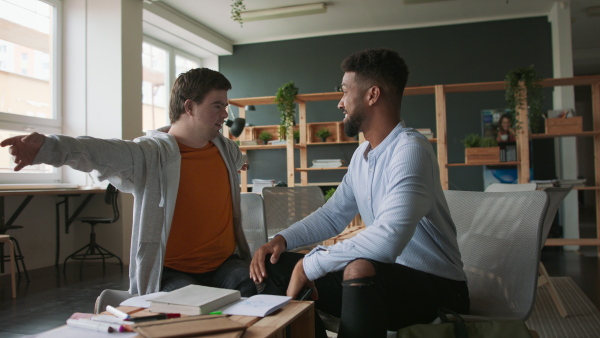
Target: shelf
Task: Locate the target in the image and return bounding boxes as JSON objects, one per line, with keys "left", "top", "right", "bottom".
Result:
{"left": 295, "top": 167, "right": 349, "bottom": 171}
{"left": 446, "top": 161, "right": 520, "bottom": 167}
{"left": 307, "top": 141, "right": 358, "bottom": 146}
{"left": 530, "top": 130, "right": 600, "bottom": 139}
{"left": 240, "top": 144, "right": 287, "bottom": 150}
{"left": 544, "top": 238, "right": 600, "bottom": 246}
{"left": 306, "top": 182, "right": 341, "bottom": 187}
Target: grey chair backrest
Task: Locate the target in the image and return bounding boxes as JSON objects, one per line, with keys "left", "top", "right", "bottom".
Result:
{"left": 444, "top": 190, "right": 549, "bottom": 320}
{"left": 240, "top": 193, "right": 268, "bottom": 257}
{"left": 484, "top": 182, "right": 537, "bottom": 192}
{"left": 541, "top": 186, "right": 573, "bottom": 245}
{"left": 262, "top": 186, "right": 325, "bottom": 239}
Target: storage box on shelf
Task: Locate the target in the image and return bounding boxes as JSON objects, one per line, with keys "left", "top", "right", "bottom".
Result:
{"left": 545, "top": 116, "right": 583, "bottom": 134}
{"left": 464, "top": 147, "right": 500, "bottom": 164}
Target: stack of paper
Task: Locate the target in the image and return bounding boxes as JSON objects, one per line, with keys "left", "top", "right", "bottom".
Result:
{"left": 221, "top": 295, "right": 292, "bottom": 317}
{"left": 415, "top": 128, "right": 434, "bottom": 139}
{"left": 311, "top": 159, "right": 344, "bottom": 168}
{"left": 252, "top": 179, "right": 275, "bottom": 194}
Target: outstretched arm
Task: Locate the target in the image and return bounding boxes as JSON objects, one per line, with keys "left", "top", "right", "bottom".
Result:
{"left": 0, "top": 132, "right": 46, "bottom": 171}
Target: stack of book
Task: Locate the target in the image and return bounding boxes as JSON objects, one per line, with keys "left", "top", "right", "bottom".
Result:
{"left": 415, "top": 128, "right": 434, "bottom": 139}
{"left": 311, "top": 159, "right": 344, "bottom": 168}
{"left": 531, "top": 178, "right": 586, "bottom": 188}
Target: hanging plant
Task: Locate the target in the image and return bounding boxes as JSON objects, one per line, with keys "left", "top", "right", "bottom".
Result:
{"left": 231, "top": 0, "right": 245, "bottom": 26}
{"left": 275, "top": 81, "right": 298, "bottom": 140}
{"left": 505, "top": 65, "right": 544, "bottom": 133}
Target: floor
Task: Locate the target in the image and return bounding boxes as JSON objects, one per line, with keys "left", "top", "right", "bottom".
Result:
{"left": 0, "top": 210, "right": 598, "bottom": 337}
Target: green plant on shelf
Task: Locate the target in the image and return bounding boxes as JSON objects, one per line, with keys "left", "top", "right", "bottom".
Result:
{"left": 275, "top": 81, "right": 298, "bottom": 140}
{"left": 505, "top": 65, "right": 544, "bottom": 133}
{"left": 293, "top": 129, "right": 300, "bottom": 143}
{"left": 461, "top": 134, "right": 497, "bottom": 148}
{"left": 316, "top": 128, "right": 331, "bottom": 142}
{"left": 258, "top": 131, "right": 272, "bottom": 145}
{"left": 324, "top": 187, "right": 336, "bottom": 201}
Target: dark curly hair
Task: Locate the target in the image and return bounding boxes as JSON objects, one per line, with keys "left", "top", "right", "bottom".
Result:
{"left": 169, "top": 68, "right": 232, "bottom": 123}
{"left": 341, "top": 48, "right": 409, "bottom": 106}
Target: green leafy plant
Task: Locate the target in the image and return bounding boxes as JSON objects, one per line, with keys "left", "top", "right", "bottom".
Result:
{"left": 461, "top": 134, "right": 497, "bottom": 148}
{"left": 293, "top": 129, "right": 300, "bottom": 142}
{"left": 231, "top": 0, "right": 245, "bottom": 26}
{"left": 275, "top": 81, "right": 298, "bottom": 140}
{"left": 258, "top": 131, "right": 272, "bottom": 144}
{"left": 460, "top": 133, "right": 481, "bottom": 148}
{"left": 316, "top": 128, "right": 331, "bottom": 140}
{"left": 324, "top": 187, "right": 336, "bottom": 201}
{"left": 480, "top": 137, "right": 498, "bottom": 148}
{"left": 505, "top": 65, "right": 544, "bottom": 133}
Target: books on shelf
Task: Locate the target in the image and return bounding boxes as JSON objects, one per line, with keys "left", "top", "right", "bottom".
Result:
{"left": 311, "top": 159, "right": 344, "bottom": 168}
{"left": 149, "top": 285, "right": 240, "bottom": 316}
{"left": 268, "top": 139, "right": 287, "bottom": 145}
{"left": 240, "top": 140, "right": 258, "bottom": 146}
{"left": 415, "top": 128, "right": 434, "bottom": 139}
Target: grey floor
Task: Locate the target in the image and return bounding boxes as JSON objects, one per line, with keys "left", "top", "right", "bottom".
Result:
{"left": 0, "top": 207, "right": 598, "bottom": 337}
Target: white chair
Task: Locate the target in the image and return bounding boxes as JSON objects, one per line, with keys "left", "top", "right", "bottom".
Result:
{"left": 240, "top": 193, "right": 268, "bottom": 257}
{"left": 538, "top": 186, "right": 573, "bottom": 317}
{"left": 484, "top": 182, "right": 537, "bottom": 192}
{"left": 262, "top": 187, "right": 325, "bottom": 239}
{"left": 94, "top": 289, "right": 133, "bottom": 314}
{"left": 444, "top": 190, "right": 549, "bottom": 320}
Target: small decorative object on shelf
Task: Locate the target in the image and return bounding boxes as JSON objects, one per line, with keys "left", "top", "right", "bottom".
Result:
{"left": 505, "top": 65, "right": 544, "bottom": 133}
{"left": 293, "top": 129, "right": 300, "bottom": 144}
{"left": 275, "top": 81, "right": 299, "bottom": 140}
{"left": 258, "top": 131, "right": 272, "bottom": 145}
{"left": 461, "top": 133, "right": 500, "bottom": 164}
{"left": 315, "top": 128, "right": 331, "bottom": 142}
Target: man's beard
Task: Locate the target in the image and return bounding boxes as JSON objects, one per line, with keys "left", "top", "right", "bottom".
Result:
{"left": 343, "top": 101, "right": 366, "bottom": 137}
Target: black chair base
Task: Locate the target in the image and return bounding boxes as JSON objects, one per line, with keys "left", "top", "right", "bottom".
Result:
{"left": 63, "top": 230, "right": 123, "bottom": 277}
{"left": 0, "top": 237, "right": 30, "bottom": 282}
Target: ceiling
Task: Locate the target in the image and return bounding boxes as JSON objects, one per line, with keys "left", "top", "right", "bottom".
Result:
{"left": 152, "top": 0, "right": 600, "bottom": 74}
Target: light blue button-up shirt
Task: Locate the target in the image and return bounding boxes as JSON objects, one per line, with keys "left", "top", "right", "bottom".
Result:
{"left": 278, "top": 123, "right": 466, "bottom": 282}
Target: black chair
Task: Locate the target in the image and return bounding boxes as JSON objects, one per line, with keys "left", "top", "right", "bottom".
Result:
{"left": 63, "top": 184, "right": 123, "bottom": 275}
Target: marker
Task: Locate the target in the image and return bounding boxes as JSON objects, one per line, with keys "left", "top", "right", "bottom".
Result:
{"left": 66, "top": 319, "right": 115, "bottom": 333}
{"left": 106, "top": 305, "right": 130, "bottom": 320}
{"left": 128, "top": 313, "right": 181, "bottom": 323}
{"left": 209, "top": 311, "right": 222, "bottom": 315}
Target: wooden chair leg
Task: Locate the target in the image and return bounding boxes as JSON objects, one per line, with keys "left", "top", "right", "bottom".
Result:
{"left": 539, "top": 262, "right": 568, "bottom": 317}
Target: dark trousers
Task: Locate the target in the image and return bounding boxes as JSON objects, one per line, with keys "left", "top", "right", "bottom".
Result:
{"left": 263, "top": 252, "right": 469, "bottom": 338}
{"left": 161, "top": 254, "right": 257, "bottom": 297}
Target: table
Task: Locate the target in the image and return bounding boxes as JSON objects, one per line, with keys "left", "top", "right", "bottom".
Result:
{"left": 0, "top": 187, "right": 105, "bottom": 267}
{"left": 122, "top": 302, "right": 314, "bottom": 337}
{"left": 38, "top": 302, "right": 315, "bottom": 338}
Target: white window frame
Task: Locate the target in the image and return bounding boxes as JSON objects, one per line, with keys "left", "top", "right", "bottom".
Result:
{"left": 142, "top": 35, "right": 202, "bottom": 129}
{"left": 0, "top": 0, "right": 62, "bottom": 183}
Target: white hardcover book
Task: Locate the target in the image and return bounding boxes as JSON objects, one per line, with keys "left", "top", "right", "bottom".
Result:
{"left": 149, "top": 285, "right": 241, "bottom": 316}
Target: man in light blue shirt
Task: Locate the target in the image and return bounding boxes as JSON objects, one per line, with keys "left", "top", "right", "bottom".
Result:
{"left": 250, "top": 49, "right": 469, "bottom": 338}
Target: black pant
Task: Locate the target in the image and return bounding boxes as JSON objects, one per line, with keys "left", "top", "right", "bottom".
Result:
{"left": 263, "top": 252, "right": 469, "bottom": 338}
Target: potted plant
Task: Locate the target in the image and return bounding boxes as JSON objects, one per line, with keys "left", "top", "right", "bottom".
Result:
{"left": 324, "top": 187, "right": 336, "bottom": 202}
{"left": 461, "top": 133, "right": 500, "bottom": 164}
{"left": 275, "top": 81, "right": 298, "bottom": 141}
{"left": 293, "top": 129, "right": 300, "bottom": 144}
{"left": 258, "top": 131, "right": 272, "bottom": 145}
{"left": 505, "top": 65, "right": 544, "bottom": 133}
{"left": 316, "top": 128, "right": 331, "bottom": 142}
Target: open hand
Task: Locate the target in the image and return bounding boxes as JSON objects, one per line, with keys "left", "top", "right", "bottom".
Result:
{"left": 0, "top": 132, "right": 45, "bottom": 171}
{"left": 250, "top": 235, "right": 287, "bottom": 283}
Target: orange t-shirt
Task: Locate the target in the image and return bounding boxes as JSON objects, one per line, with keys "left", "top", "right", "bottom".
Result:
{"left": 163, "top": 141, "right": 236, "bottom": 273}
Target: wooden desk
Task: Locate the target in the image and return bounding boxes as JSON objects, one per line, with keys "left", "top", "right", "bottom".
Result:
{"left": 112, "top": 302, "right": 315, "bottom": 338}
{"left": 0, "top": 187, "right": 105, "bottom": 267}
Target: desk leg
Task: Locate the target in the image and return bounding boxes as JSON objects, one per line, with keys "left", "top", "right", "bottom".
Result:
{"left": 55, "top": 198, "right": 66, "bottom": 266}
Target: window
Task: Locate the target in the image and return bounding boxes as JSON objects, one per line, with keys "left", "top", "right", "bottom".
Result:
{"left": 142, "top": 37, "right": 200, "bottom": 132}
{"left": 0, "top": 0, "right": 61, "bottom": 183}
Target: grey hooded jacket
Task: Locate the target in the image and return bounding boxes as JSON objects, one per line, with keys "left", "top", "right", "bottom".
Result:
{"left": 34, "top": 129, "right": 251, "bottom": 295}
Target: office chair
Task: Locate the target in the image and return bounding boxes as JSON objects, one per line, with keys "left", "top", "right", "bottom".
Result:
{"left": 240, "top": 193, "right": 267, "bottom": 257}
{"left": 63, "top": 184, "right": 123, "bottom": 276}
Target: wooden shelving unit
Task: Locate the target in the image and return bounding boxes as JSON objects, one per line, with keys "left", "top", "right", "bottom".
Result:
{"left": 228, "top": 75, "right": 600, "bottom": 250}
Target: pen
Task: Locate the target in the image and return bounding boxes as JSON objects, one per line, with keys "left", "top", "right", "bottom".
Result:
{"left": 106, "top": 305, "right": 130, "bottom": 320}
{"left": 128, "top": 313, "right": 181, "bottom": 323}
{"left": 66, "top": 319, "right": 115, "bottom": 333}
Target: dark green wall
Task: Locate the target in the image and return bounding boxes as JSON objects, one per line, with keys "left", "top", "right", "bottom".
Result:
{"left": 220, "top": 16, "right": 554, "bottom": 191}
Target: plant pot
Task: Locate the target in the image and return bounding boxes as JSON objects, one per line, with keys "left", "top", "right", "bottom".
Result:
{"left": 294, "top": 138, "right": 299, "bottom": 144}
{"left": 321, "top": 137, "right": 328, "bottom": 142}
{"left": 262, "top": 140, "right": 269, "bottom": 145}
{"left": 465, "top": 147, "right": 500, "bottom": 164}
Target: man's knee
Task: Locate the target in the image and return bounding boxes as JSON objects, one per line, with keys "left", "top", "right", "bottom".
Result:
{"left": 343, "top": 259, "right": 376, "bottom": 282}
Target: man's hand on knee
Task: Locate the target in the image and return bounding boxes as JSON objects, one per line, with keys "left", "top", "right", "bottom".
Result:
{"left": 250, "top": 235, "right": 287, "bottom": 283}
